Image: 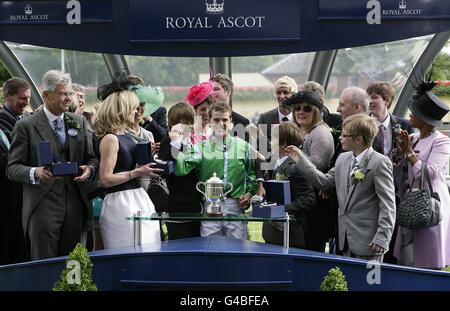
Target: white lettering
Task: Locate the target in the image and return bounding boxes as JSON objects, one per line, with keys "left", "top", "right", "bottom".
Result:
{"left": 366, "top": 260, "right": 381, "bottom": 285}
{"left": 245, "top": 17, "right": 256, "bottom": 28}
{"left": 186, "top": 17, "right": 195, "bottom": 28}
{"left": 165, "top": 15, "right": 265, "bottom": 29}
{"left": 179, "top": 295, "right": 214, "bottom": 308}
{"left": 194, "top": 17, "right": 203, "bottom": 28}
{"left": 166, "top": 17, "right": 174, "bottom": 28}
{"left": 175, "top": 17, "right": 186, "bottom": 28}
{"left": 66, "top": 260, "right": 81, "bottom": 285}
{"left": 217, "top": 16, "right": 227, "bottom": 28}
{"left": 204, "top": 17, "right": 212, "bottom": 28}
{"left": 66, "top": 0, "right": 81, "bottom": 25}
{"left": 30, "top": 15, "right": 49, "bottom": 20}
{"left": 234, "top": 16, "right": 245, "bottom": 28}
{"left": 366, "top": 0, "right": 381, "bottom": 25}
{"left": 255, "top": 16, "right": 265, "bottom": 27}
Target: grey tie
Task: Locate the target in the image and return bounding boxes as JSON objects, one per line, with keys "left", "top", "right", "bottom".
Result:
{"left": 350, "top": 157, "right": 358, "bottom": 174}
{"left": 348, "top": 157, "right": 358, "bottom": 187}
{"left": 53, "top": 118, "right": 66, "bottom": 147}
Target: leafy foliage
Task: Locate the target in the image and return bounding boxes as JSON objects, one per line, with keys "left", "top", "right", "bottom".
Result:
{"left": 430, "top": 52, "right": 450, "bottom": 97}
{"left": 320, "top": 267, "right": 349, "bottom": 291}
{"left": 53, "top": 243, "right": 98, "bottom": 291}
{"left": 0, "top": 60, "right": 11, "bottom": 101}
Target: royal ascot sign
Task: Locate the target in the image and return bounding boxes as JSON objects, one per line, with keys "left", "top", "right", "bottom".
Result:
{"left": 0, "top": 0, "right": 112, "bottom": 25}
{"left": 130, "top": 0, "right": 301, "bottom": 43}
{"left": 319, "top": 0, "right": 450, "bottom": 20}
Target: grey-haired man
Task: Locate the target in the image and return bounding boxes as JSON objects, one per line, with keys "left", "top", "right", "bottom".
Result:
{"left": 7, "top": 70, "right": 99, "bottom": 260}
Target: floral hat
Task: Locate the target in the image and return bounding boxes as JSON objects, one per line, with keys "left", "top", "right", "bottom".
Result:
{"left": 129, "top": 84, "right": 164, "bottom": 117}
{"left": 186, "top": 81, "right": 213, "bottom": 108}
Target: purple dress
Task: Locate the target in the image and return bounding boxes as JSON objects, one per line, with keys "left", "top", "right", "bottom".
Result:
{"left": 393, "top": 131, "right": 450, "bottom": 268}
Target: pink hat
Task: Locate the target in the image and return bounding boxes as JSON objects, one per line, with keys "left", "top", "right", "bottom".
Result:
{"left": 186, "top": 81, "right": 213, "bottom": 107}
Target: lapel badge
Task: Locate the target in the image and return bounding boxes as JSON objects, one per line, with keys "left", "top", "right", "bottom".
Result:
{"left": 68, "top": 128, "right": 78, "bottom": 137}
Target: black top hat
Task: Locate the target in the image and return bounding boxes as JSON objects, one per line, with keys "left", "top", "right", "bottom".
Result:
{"left": 283, "top": 91, "right": 329, "bottom": 119}
{"left": 408, "top": 91, "right": 450, "bottom": 127}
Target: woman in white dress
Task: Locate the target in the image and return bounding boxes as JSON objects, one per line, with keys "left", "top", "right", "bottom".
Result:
{"left": 94, "top": 86, "right": 162, "bottom": 249}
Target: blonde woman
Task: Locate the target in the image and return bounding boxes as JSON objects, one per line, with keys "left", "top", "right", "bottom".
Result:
{"left": 94, "top": 85, "right": 162, "bottom": 249}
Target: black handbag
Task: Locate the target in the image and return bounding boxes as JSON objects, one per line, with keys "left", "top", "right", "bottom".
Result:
{"left": 397, "top": 163, "right": 441, "bottom": 230}
{"left": 147, "top": 176, "right": 169, "bottom": 213}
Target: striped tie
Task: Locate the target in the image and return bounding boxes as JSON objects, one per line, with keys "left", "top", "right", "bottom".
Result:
{"left": 379, "top": 124, "right": 385, "bottom": 155}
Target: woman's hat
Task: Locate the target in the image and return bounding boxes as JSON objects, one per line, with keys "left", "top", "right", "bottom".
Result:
{"left": 129, "top": 84, "right": 164, "bottom": 117}
{"left": 408, "top": 91, "right": 449, "bottom": 127}
{"left": 283, "top": 91, "right": 329, "bottom": 119}
{"left": 186, "top": 81, "right": 213, "bottom": 108}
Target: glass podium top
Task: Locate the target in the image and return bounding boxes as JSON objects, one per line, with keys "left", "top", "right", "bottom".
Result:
{"left": 127, "top": 212, "right": 295, "bottom": 222}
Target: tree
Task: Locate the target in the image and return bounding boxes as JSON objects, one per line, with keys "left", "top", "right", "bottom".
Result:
{"left": 53, "top": 243, "right": 98, "bottom": 291}
{"left": 0, "top": 60, "right": 11, "bottom": 88}
{"left": 320, "top": 267, "right": 349, "bottom": 291}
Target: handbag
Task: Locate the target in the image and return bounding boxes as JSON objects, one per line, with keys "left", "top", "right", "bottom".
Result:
{"left": 397, "top": 162, "right": 441, "bottom": 229}
{"left": 147, "top": 176, "right": 169, "bottom": 213}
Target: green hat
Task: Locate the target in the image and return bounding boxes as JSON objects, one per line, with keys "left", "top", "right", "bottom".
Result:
{"left": 129, "top": 84, "right": 164, "bottom": 117}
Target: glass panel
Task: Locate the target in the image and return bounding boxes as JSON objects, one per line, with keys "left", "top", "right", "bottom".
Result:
{"left": 127, "top": 212, "right": 294, "bottom": 222}
{"left": 125, "top": 55, "right": 209, "bottom": 112}
{"left": 6, "top": 41, "right": 110, "bottom": 110}
{"left": 126, "top": 54, "right": 314, "bottom": 122}
{"left": 326, "top": 35, "right": 433, "bottom": 115}
{"left": 232, "top": 53, "right": 315, "bottom": 122}
{"left": 431, "top": 39, "right": 450, "bottom": 125}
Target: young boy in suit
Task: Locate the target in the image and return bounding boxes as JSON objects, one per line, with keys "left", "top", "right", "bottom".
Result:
{"left": 285, "top": 114, "right": 396, "bottom": 262}
{"left": 261, "top": 122, "right": 316, "bottom": 248}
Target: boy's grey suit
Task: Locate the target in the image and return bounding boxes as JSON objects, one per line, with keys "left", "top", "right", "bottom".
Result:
{"left": 294, "top": 149, "right": 396, "bottom": 256}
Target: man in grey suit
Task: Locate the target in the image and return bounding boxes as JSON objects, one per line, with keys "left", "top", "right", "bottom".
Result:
{"left": 7, "top": 70, "right": 99, "bottom": 260}
{"left": 286, "top": 114, "right": 395, "bottom": 262}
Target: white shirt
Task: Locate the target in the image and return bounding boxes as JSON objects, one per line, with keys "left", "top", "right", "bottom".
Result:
{"left": 275, "top": 155, "right": 289, "bottom": 170}
{"left": 278, "top": 109, "right": 292, "bottom": 123}
{"left": 43, "top": 106, "right": 65, "bottom": 130}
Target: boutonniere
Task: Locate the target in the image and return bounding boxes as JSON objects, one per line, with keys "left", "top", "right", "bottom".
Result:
{"left": 64, "top": 114, "right": 81, "bottom": 137}
{"left": 351, "top": 157, "right": 371, "bottom": 184}
{"left": 275, "top": 172, "right": 289, "bottom": 180}
{"left": 275, "top": 167, "right": 291, "bottom": 180}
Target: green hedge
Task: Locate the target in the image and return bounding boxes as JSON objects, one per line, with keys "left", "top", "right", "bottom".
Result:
{"left": 432, "top": 86, "right": 450, "bottom": 97}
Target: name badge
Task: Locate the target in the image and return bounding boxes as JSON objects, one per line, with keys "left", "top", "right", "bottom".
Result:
{"left": 68, "top": 128, "right": 78, "bottom": 137}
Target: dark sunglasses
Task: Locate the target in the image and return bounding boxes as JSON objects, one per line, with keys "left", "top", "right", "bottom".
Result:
{"left": 294, "top": 105, "right": 313, "bottom": 113}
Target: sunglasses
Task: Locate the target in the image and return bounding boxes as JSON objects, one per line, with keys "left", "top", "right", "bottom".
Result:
{"left": 294, "top": 105, "right": 313, "bottom": 113}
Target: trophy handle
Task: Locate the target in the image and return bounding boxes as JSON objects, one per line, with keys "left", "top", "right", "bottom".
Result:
{"left": 223, "top": 182, "right": 233, "bottom": 196}
{"left": 196, "top": 181, "right": 207, "bottom": 198}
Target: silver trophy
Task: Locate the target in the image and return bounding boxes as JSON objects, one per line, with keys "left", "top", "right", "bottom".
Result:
{"left": 196, "top": 172, "right": 233, "bottom": 215}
